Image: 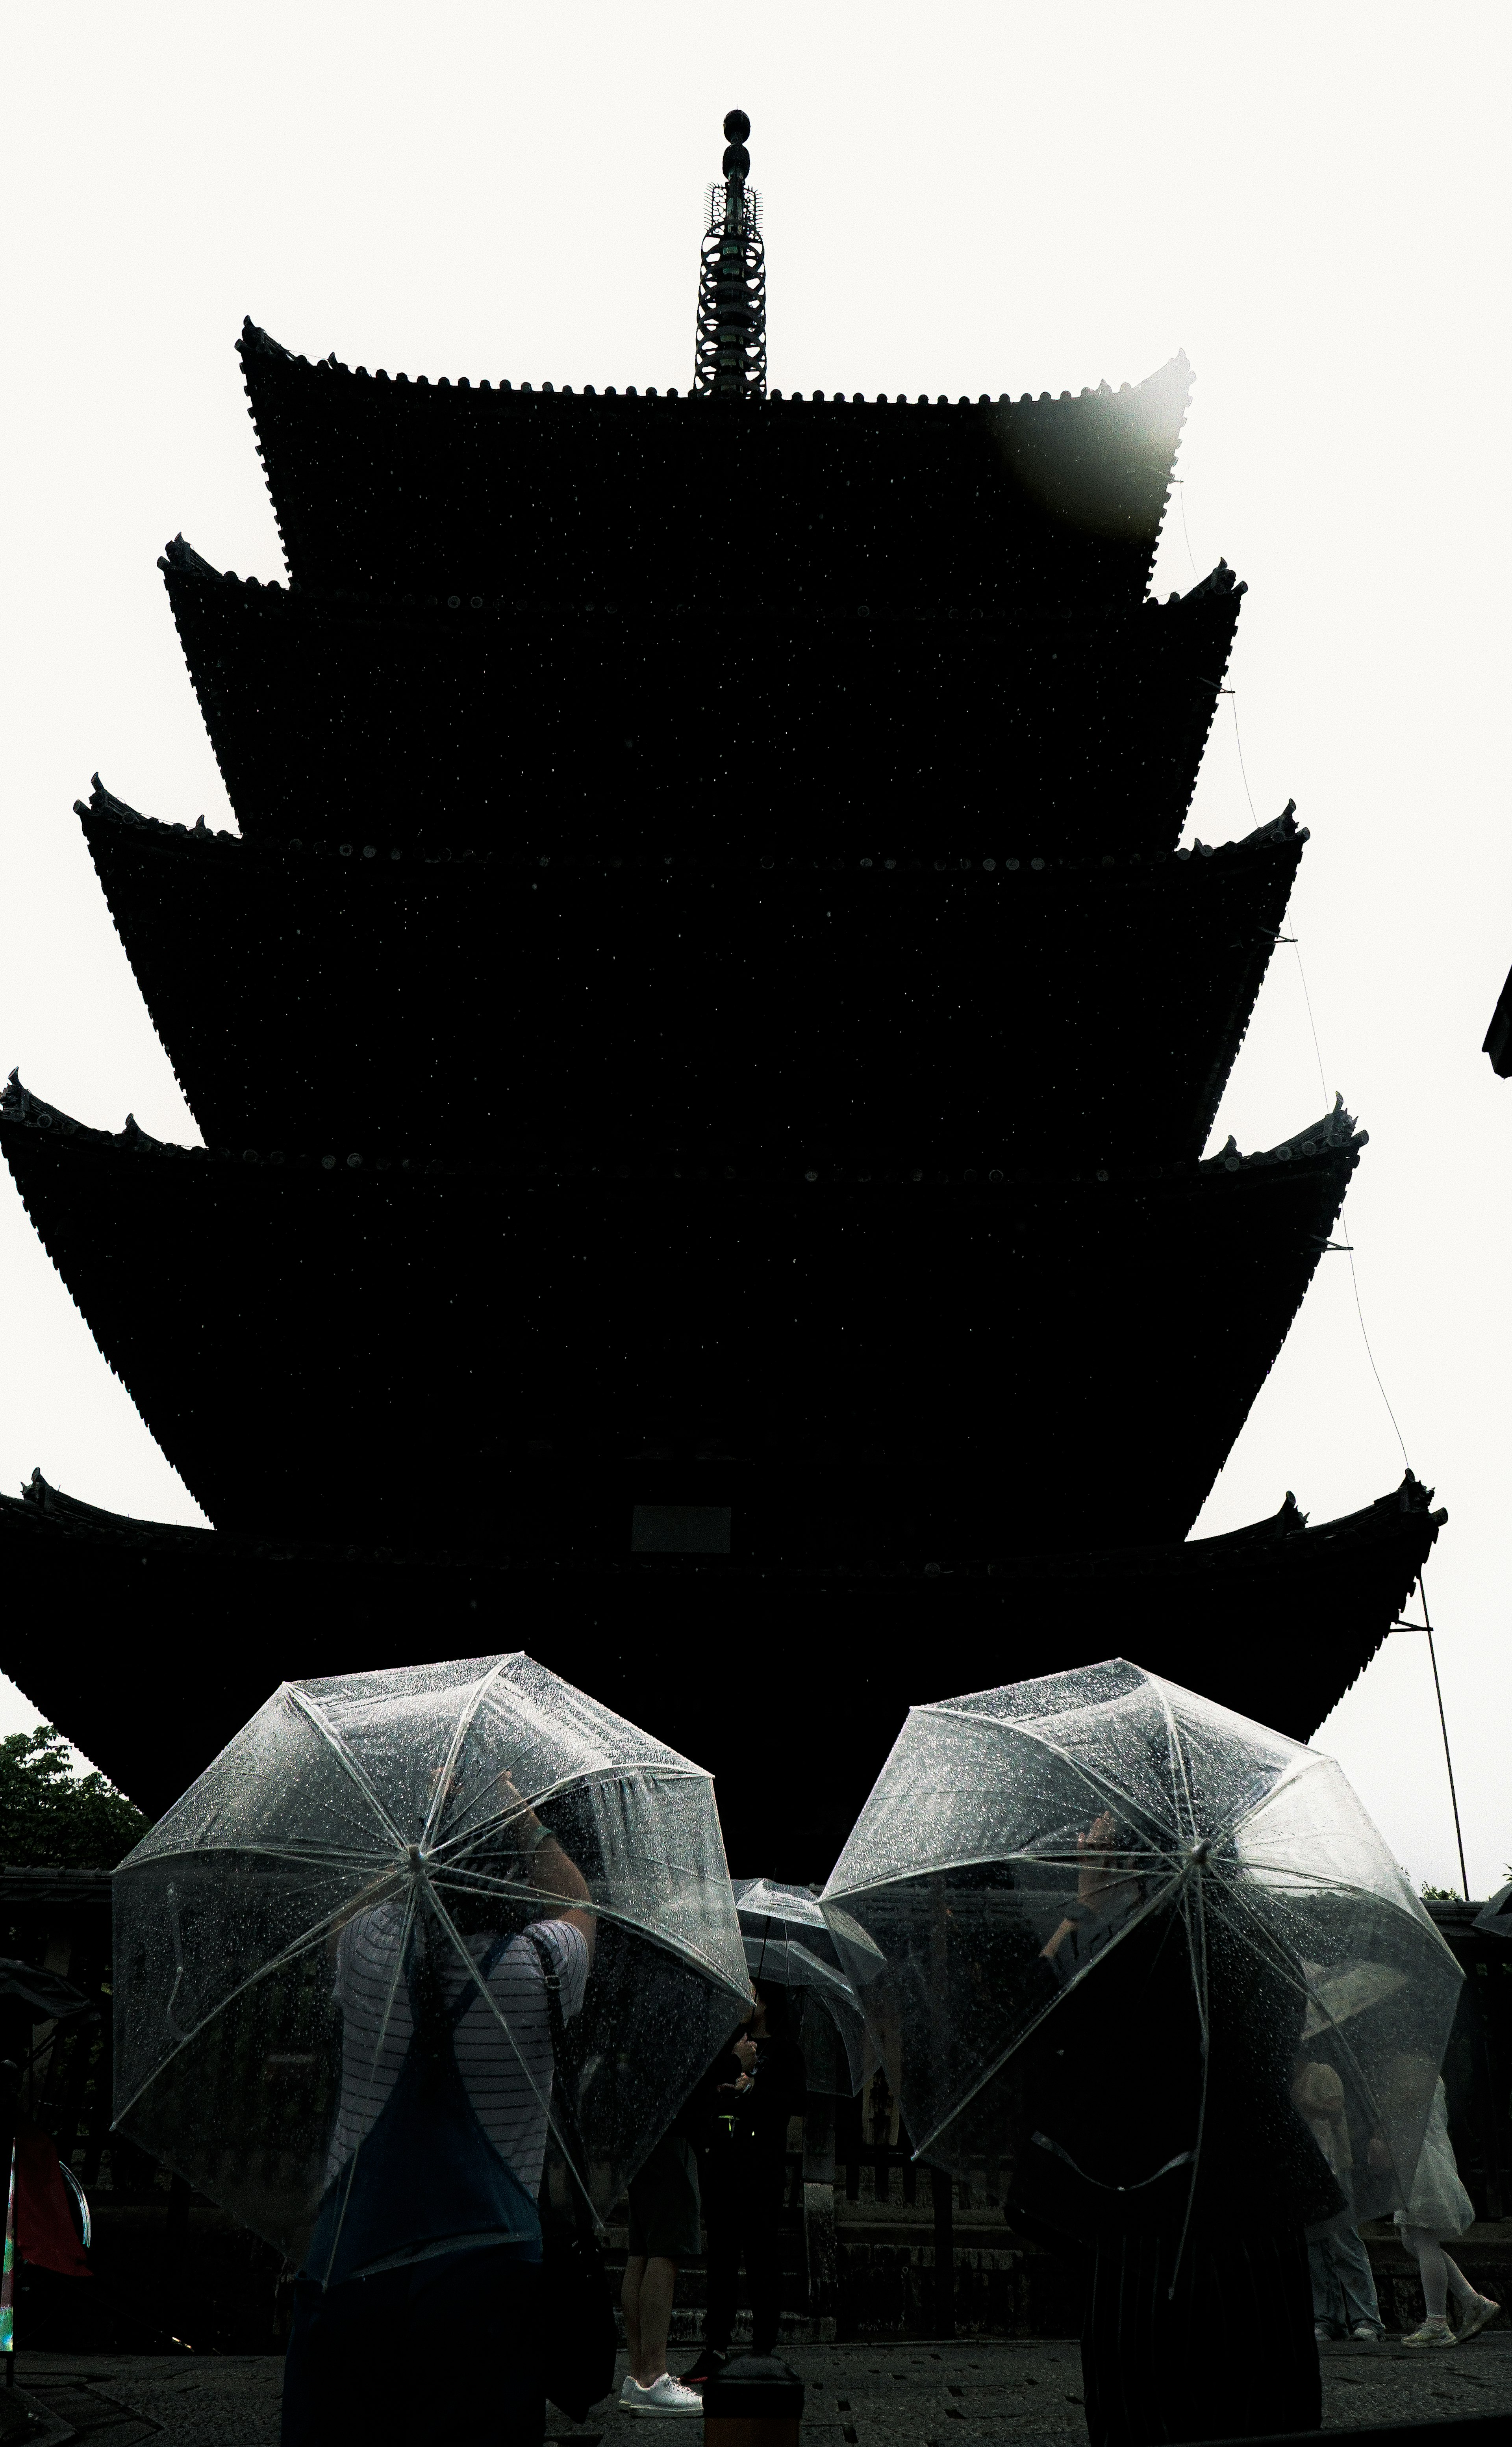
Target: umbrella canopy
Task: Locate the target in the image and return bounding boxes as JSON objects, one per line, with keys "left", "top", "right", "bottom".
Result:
{"left": 734, "top": 1879, "right": 867, "bottom": 2094}
{"left": 822, "top": 1659, "right": 1462, "bottom": 2242}
{"left": 112, "top": 1653, "right": 749, "bottom": 2278}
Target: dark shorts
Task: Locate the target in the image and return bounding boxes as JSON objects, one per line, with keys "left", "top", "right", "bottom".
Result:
{"left": 627, "top": 2131, "right": 702, "bottom": 2261}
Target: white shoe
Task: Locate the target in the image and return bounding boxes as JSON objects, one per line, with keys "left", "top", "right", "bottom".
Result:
{"left": 1402, "top": 2318, "right": 1458, "bottom": 2348}
{"left": 627, "top": 2373, "right": 704, "bottom": 2415}
{"left": 1457, "top": 2293, "right": 1504, "bottom": 2341}
{"left": 1350, "top": 2324, "right": 1382, "bottom": 2342}
{"left": 1314, "top": 2323, "right": 1334, "bottom": 2343}
{"left": 620, "top": 2375, "right": 638, "bottom": 2410}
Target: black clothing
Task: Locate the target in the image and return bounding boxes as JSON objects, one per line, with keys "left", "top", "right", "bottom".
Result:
{"left": 1004, "top": 1902, "right": 1341, "bottom": 2243}
{"left": 999, "top": 1896, "right": 1335, "bottom": 2447}
{"left": 626, "top": 2130, "right": 702, "bottom": 2261}
{"left": 703, "top": 2145, "right": 785, "bottom": 2356}
{"left": 699, "top": 2026, "right": 806, "bottom": 2355}
{"left": 1081, "top": 2225, "right": 1319, "bottom": 2447}
{"left": 702, "top": 2028, "right": 806, "bottom": 2157}
{"left": 282, "top": 2247, "right": 542, "bottom": 2447}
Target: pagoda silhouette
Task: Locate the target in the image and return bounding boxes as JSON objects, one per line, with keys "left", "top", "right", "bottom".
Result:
{"left": 2, "top": 113, "right": 1441, "bottom": 1866}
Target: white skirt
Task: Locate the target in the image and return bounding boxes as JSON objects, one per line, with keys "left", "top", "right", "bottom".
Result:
{"left": 1394, "top": 2081, "right": 1474, "bottom": 2241}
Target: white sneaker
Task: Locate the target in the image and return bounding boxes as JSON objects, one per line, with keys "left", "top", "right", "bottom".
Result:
{"left": 1458, "top": 2293, "right": 1504, "bottom": 2341}
{"left": 627, "top": 2373, "right": 704, "bottom": 2415}
{"left": 1402, "top": 2318, "right": 1458, "bottom": 2348}
{"left": 1350, "top": 2325, "right": 1382, "bottom": 2342}
{"left": 619, "top": 2375, "right": 638, "bottom": 2410}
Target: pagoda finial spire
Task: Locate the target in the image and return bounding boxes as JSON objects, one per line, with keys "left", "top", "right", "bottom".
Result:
{"left": 695, "top": 108, "right": 767, "bottom": 400}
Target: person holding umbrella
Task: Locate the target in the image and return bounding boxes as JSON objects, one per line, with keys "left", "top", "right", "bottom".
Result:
{"left": 111, "top": 1654, "right": 751, "bottom": 2447}
{"left": 822, "top": 1659, "right": 1466, "bottom": 2447}
{"left": 731, "top": 1879, "right": 869, "bottom": 2098}
{"left": 284, "top": 1772, "right": 597, "bottom": 2442}
{"left": 684, "top": 1979, "right": 807, "bottom": 2379}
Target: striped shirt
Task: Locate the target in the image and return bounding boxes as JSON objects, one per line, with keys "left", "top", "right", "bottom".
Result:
{"left": 326, "top": 1906, "right": 588, "bottom": 2194}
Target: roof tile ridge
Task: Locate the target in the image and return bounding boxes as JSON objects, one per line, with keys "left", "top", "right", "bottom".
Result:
{"left": 159, "top": 534, "right": 222, "bottom": 582}
{"left": 1232, "top": 799, "right": 1306, "bottom": 851}
{"left": 78, "top": 783, "right": 234, "bottom": 848}
{"left": 1205, "top": 1095, "right": 1365, "bottom": 1177}
{"left": 0, "top": 1080, "right": 186, "bottom": 1156}
{"left": 159, "top": 553, "right": 254, "bottom": 828}
{"left": 74, "top": 794, "right": 215, "bottom": 1134}
{"left": 237, "top": 320, "right": 299, "bottom": 584}
{"left": 80, "top": 774, "right": 154, "bottom": 829}
{"left": 161, "top": 538, "right": 285, "bottom": 597}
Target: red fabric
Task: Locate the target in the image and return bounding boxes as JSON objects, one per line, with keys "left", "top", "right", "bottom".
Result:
{"left": 13, "top": 2122, "right": 89, "bottom": 2277}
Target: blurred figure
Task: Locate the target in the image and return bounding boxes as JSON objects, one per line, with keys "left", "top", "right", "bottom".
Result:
{"left": 1387, "top": 2063, "right": 1501, "bottom": 2347}
{"left": 689, "top": 1982, "right": 806, "bottom": 2373}
{"left": 1291, "top": 2056, "right": 1382, "bottom": 2342}
{"left": 619, "top": 2120, "right": 704, "bottom": 2415}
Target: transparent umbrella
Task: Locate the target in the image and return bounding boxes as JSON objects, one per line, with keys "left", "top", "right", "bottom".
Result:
{"left": 821, "top": 1659, "right": 1462, "bottom": 2248}
{"left": 734, "top": 1878, "right": 868, "bottom": 2095}
{"left": 112, "top": 1653, "right": 750, "bottom": 2283}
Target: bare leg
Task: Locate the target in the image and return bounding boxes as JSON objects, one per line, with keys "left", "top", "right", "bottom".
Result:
{"left": 623, "top": 2254, "right": 646, "bottom": 2380}
{"left": 632, "top": 2256, "right": 679, "bottom": 2383}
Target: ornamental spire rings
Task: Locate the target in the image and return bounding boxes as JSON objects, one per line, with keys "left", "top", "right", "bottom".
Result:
{"left": 695, "top": 108, "right": 767, "bottom": 400}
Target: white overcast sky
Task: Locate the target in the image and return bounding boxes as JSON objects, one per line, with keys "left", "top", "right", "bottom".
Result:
{"left": 1, "top": 4, "right": 1508, "bottom": 1887}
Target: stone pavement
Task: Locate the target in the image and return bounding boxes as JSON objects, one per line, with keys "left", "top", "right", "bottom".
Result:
{"left": 0, "top": 2334, "right": 1507, "bottom": 2444}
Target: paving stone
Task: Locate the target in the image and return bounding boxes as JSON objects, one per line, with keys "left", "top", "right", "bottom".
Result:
{"left": 5, "top": 2330, "right": 1509, "bottom": 2443}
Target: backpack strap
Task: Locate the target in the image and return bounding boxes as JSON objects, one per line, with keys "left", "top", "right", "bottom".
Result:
{"left": 447, "top": 1928, "right": 514, "bottom": 2032}
{"left": 524, "top": 1926, "right": 596, "bottom": 2236}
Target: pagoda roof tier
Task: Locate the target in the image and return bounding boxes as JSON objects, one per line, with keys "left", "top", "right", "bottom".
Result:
{"left": 239, "top": 320, "right": 1193, "bottom": 613}
{"left": 81, "top": 778, "right": 1303, "bottom": 1166}
{"left": 0, "top": 1467, "right": 1443, "bottom": 1860}
{"left": 1, "top": 1074, "right": 1362, "bottom": 1558}
{"left": 161, "top": 540, "right": 1241, "bottom": 850}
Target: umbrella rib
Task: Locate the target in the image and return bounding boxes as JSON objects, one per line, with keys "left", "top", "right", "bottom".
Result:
{"left": 1148, "top": 1680, "right": 1198, "bottom": 1849}
{"left": 419, "top": 1657, "right": 513, "bottom": 1854}
{"left": 1230, "top": 1860, "right": 1461, "bottom": 1955}
{"left": 1167, "top": 1870, "right": 1212, "bottom": 2295}
{"left": 317, "top": 1883, "right": 421, "bottom": 2286}
{"left": 115, "top": 1842, "right": 400, "bottom": 1875}
{"left": 284, "top": 1685, "right": 406, "bottom": 1851}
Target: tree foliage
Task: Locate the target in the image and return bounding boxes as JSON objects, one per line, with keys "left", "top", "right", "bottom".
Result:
{"left": 0, "top": 1727, "right": 148, "bottom": 1869}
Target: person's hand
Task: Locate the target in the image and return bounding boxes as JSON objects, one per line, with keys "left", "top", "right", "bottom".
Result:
{"left": 1367, "top": 2135, "right": 1392, "bottom": 2171}
{"left": 495, "top": 1767, "right": 542, "bottom": 1845}
{"left": 732, "top": 2037, "right": 758, "bottom": 2075}
{"left": 1077, "top": 1811, "right": 1121, "bottom": 1904}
